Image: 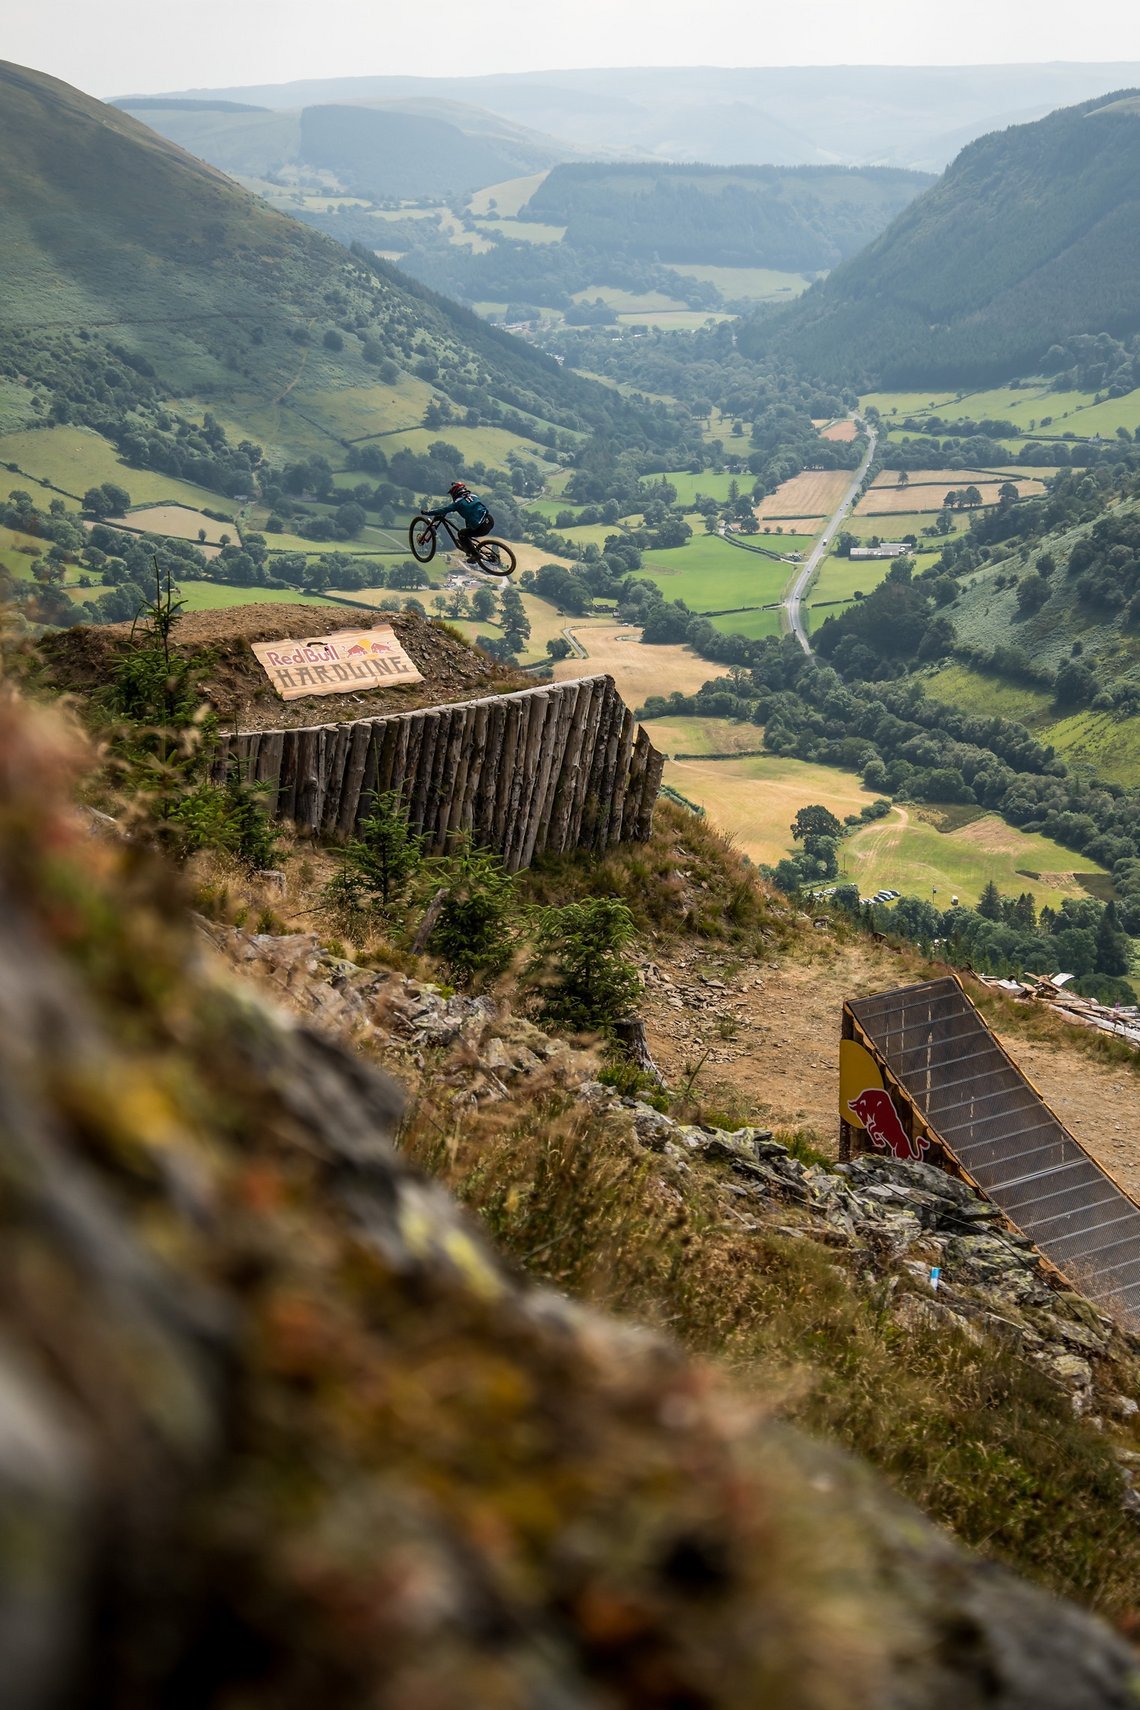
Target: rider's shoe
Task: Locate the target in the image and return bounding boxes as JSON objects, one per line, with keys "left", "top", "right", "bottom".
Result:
{"left": 465, "top": 555, "right": 481, "bottom": 568}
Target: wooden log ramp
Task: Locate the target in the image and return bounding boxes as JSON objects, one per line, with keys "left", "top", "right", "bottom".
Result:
{"left": 214, "top": 677, "right": 663, "bottom": 874}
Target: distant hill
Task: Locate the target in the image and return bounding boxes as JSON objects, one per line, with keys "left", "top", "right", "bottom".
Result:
{"left": 525, "top": 162, "right": 934, "bottom": 271}
{"left": 743, "top": 93, "right": 1140, "bottom": 388}
{"left": 113, "top": 95, "right": 564, "bottom": 198}
{"left": 136, "top": 64, "right": 1140, "bottom": 172}
{"left": 0, "top": 61, "right": 645, "bottom": 474}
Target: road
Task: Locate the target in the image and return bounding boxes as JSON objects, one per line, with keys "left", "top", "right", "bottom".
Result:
{"left": 784, "top": 421, "right": 878, "bottom": 657}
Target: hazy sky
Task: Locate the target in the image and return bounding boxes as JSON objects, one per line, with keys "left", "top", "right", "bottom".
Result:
{"left": 7, "top": 0, "right": 1140, "bottom": 99}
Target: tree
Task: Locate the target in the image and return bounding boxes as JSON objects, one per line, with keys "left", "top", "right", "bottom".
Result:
{"left": 1016, "top": 573, "right": 1049, "bottom": 616}
{"left": 1094, "top": 901, "right": 1131, "bottom": 976}
{"left": 470, "top": 586, "right": 497, "bottom": 623}
{"left": 526, "top": 897, "right": 640, "bottom": 1036}
{"left": 546, "top": 637, "right": 572, "bottom": 661}
{"left": 790, "top": 804, "right": 843, "bottom": 842}
{"left": 977, "top": 879, "right": 1003, "bottom": 921}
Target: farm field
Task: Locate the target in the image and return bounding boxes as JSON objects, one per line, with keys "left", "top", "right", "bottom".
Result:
{"left": 571, "top": 286, "right": 690, "bottom": 314}
{"left": 639, "top": 717, "right": 764, "bottom": 758}
{"left": 0, "top": 426, "right": 235, "bottom": 512}
{"left": 1040, "top": 391, "right": 1140, "bottom": 440}
{"left": 121, "top": 505, "right": 230, "bottom": 544}
{"left": 660, "top": 263, "right": 810, "bottom": 301}
{"left": 820, "top": 419, "right": 858, "bottom": 442}
{"left": 702, "top": 607, "right": 785, "bottom": 640}
{"left": 616, "top": 310, "right": 731, "bottom": 330}
{"left": 660, "top": 470, "right": 737, "bottom": 505}
{"left": 869, "top": 466, "right": 1046, "bottom": 492}
{"left": 553, "top": 626, "right": 729, "bottom": 706}
{"left": 556, "top": 522, "right": 621, "bottom": 550}
{"left": 374, "top": 422, "right": 558, "bottom": 468}
{"left": 855, "top": 478, "right": 1042, "bottom": 517}
{"left": 842, "top": 807, "right": 1107, "bottom": 912}
{"left": 639, "top": 725, "right": 1108, "bottom": 905}
{"left": 859, "top": 390, "right": 962, "bottom": 419}
{"left": 164, "top": 581, "right": 346, "bottom": 614}
{"left": 524, "top": 499, "right": 584, "bottom": 522}
{"left": 845, "top": 510, "right": 968, "bottom": 541}
{"left": 468, "top": 172, "right": 550, "bottom": 217}
{"left": 637, "top": 534, "right": 803, "bottom": 613}
{"left": 756, "top": 470, "right": 852, "bottom": 519}
{"left": 808, "top": 551, "right": 894, "bottom": 610}
{"left": 477, "top": 218, "right": 566, "bottom": 244}
{"left": 0, "top": 524, "right": 46, "bottom": 581}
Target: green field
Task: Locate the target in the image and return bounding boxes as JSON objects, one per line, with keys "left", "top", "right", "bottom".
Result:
{"left": 0, "top": 525, "right": 48, "bottom": 581}
{"left": 468, "top": 172, "right": 550, "bottom": 217}
{"left": 636, "top": 534, "right": 802, "bottom": 613}
{"left": 371, "top": 422, "right": 554, "bottom": 470}
{"left": 556, "top": 522, "right": 622, "bottom": 550}
{"left": 0, "top": 426, "right": 236, "bottom": 512}
{"left": 922, "top": 662, "right": 1053, "bottom": 725}
{"left": 616, "top": 311, "right": 731, "bottom": 331}
{"left": 861, "top": 383, "right": 1140, "bottom": 444}
{"left": 640, "top": 721, "right": 1107, "bottom": 906}
{"left": 808, "top": 551, "right": 894, "bottom": 612}
{"left": 1044, "top": 709, "right": 1140, "bottom": 787}
{"left": 701, "top": 607, "right": 785, "bottom": 640}
{"left": 478, "top": 218, "right": 566, "bottom": 244}
{"left": 660, "top": 263, "right": 811, "bottom": 302}
{"left": 571, "top": 285, "right": 689, "bottom": 313}
{"left": 660, "top": 470, "right": 738, "bottom": 505}
{"left": 525, "top": 498, "right": 584, "bottom": 522}
{"left": 169, "top": 581, "right": 347, "bottom": 613}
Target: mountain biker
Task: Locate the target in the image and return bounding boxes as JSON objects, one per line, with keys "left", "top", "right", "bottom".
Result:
{"left": 427, "top": 481, "right": 494, "bottom": 566}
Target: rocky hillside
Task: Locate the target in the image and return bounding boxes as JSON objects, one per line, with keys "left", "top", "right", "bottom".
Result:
{"left": 4, "top": 683, "right": 1140, "bottom": 1706}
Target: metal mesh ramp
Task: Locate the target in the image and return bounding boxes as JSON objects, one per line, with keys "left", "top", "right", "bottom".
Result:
{"left": 847, "top": 977, "right": 1140, "bottom": 1326}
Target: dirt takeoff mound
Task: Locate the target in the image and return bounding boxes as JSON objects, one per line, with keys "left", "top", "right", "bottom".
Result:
{"left": 37, "top": 603, "right": 534, "bottom": 730}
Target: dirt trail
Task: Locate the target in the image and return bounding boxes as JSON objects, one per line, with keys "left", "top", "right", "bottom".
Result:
{"left": 640, "top": 937, "right": 1140, "bottom": 1198}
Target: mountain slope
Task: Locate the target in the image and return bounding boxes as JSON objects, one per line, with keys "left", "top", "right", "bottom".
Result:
{"left": 138, "top": 64, "right": 1140, "bottom": 171}
{"left": 743, "top": 92, "right": 1140, "bottom": 388}
{"left": 113, "top": 95, "right": 564, "bottom": 197}
{"left": 526, "top": 162, "right": 934, "bottom": 271}
{"left": 0, "top": 61, "right": 648, "bottom": 472}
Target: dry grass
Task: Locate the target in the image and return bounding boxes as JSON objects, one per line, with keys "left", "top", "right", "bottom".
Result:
{"left": 820, "top": 420, "right": 858, "bottom": 442}
{"left": 552, "top": 624, "right": 729, "bottom": 705}
{"left": 756, "top": 471, "right": 852, "bottom": 520}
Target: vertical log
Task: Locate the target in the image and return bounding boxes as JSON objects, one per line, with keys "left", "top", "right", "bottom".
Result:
{"left": 426, "top": 707, "right": 461, "bottom": 852}
{"left": 336, "top": 720, "right": 372, "bottom": 838}
{"left": 501, "top": 694, "right": 545, "bottom": 870}
{"left": 563, "top": 678, "right": 607, "bottom": 853}
{"left": 580, "top": 678, "right": 619, "bottom": 848}
{"left": 255, "top": 730, "right": 285, "bottom": 815}
{"left": 398, "top": 712, "right": 427, "bottom": 824}
{"left": 505, "top": 691, "right": 553, "bottom": 870}
{"left": 290, "top": 727, "right": 318, "bottom": 833}
{"left": 278, "top": 729, "right": 301, "bottom": 823}
{"left": 450, "top": 701, "right": 488, "bottom": 838}
{"left": 634, "top": 743, "right": 665, "bottom": 842}
{"left": 370, "top": 715, "right": 397, "bottom": 797}
{"left": 522, "top": 687, "right": 575, "bottom": 867}
{"left": 387, "top": 716, "right": 414, "bottom": 814}
{"left": 408, "top": 710, "right": 442, "bottom": 833}
{"left": 489, "top": 697, "right": 525, "bottom": 856}
{"left": 352, "top": 721, "right": 382, "bottom": 831}
{"left": 602, "top": 706, "right": 636, "bottom": 848}
{"left": 320, "top": 723, "right": 351, "bottom": 836}
{"left": 619, "top": 728, "right": 649, "bottom": 846}
{"left": 547, "top": 680, "right": 590, "bottom": 855}
{"left": 474, "top": 699, "right": 508, "bottom": 845}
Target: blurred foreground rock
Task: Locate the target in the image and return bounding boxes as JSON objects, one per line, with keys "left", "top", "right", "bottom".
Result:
{"left": 0, "top": 693, "right": 1137, "bottom": 1709}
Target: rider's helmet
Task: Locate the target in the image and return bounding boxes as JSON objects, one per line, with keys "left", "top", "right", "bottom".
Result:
{"left": 448, "top": 481, "right": 469, "bottom": 497}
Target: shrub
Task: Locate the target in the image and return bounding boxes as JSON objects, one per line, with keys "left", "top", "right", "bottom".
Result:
{"left": 526, "top": 897, "right": 641, "bottom": 1036}
{"left": 427, "top": 837, "right": 516, "bottom": 984}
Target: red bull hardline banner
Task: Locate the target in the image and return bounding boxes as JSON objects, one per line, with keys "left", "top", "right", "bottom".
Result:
{"left": 252, "top": 626, "right": 423, "bottom": 701}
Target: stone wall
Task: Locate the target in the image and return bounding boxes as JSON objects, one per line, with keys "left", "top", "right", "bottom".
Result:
{"left": 212, "top": 674, "right": 664, "bottom": 871}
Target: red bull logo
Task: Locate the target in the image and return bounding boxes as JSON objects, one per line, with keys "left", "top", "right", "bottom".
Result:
{"left": 847, "top": 1087, "right": 928, "bottom": 1162}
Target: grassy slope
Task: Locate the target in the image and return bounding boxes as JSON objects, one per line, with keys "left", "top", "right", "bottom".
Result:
{"left": 641, "top": 718, "right": 1106, "bottom": 903}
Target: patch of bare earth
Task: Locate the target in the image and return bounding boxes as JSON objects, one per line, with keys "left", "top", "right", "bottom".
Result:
{"left": 641, "top": 937, "right": 1140, "bottom": 1200}
{"left": 38, "top": 605, "right": 533, "bottom": 730}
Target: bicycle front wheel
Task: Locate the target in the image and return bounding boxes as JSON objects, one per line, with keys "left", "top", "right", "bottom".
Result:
{"left": 409, "top": 516, "right": 437, "bottom": 563}
{"left": 474, "top": 538, "right": 517, "bottom": 577}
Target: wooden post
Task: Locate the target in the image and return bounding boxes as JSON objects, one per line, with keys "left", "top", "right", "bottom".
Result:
{"left": 634, "top": 743, "right": 665, "bottom": 842}
{"left": 547, "top": 680, "right": 589, "bottom": 854}
{"left": 277, "top": 729, "right": 300, "bottom": 823}
{"left": 528, "top": 684, "right": 578, "bottom": 863}
{"left": 451, "top": 700, "right": 488, "bottom": 838}
{"left": 475, "top": 699, "right": 508, "bottom": 845}
{"left": 505, "top": 691, "right": 553, "bottom": 870}
{"left": 336, "top": 720, "right": 372, "bottom": 838}
{"left": 602, "top": 705, "right": 636, "bottom": 848}
{"left": 255, "top": 730, "right": 285, "bottom": 816}
{"left": 408, "top": 710, "right": 441, "bottom": 832}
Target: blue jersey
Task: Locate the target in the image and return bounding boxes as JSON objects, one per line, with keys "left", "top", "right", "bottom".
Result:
{"left": 431, "top": 492, "right": 490, "bottom": 529}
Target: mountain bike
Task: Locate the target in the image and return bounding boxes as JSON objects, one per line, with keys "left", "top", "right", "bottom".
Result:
{"left": 408, "top": 513, "right": 517, "bottom": 577}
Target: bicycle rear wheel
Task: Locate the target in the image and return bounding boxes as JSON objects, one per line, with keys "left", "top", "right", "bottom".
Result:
{"left": 473, "top": 538, "right": 516, "bottom": 577}
{"left": 409, "top": 516, "right": 437, "bottom": 563}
